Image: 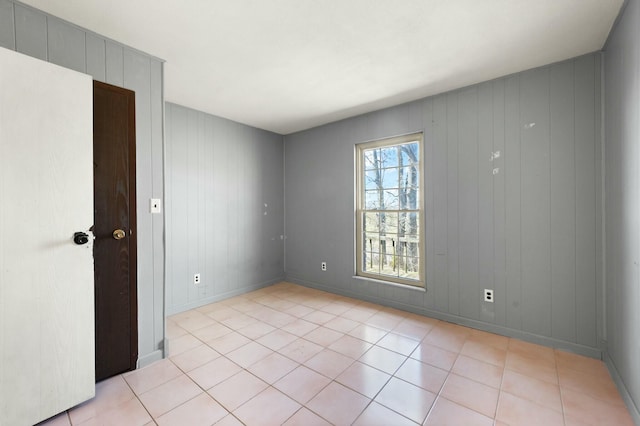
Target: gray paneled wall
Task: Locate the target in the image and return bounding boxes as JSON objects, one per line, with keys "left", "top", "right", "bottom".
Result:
{"left": 165, "top": 103, "right": 285, "bottom": 315}
{"left": 604, "top": 0, "right": 640, "bottom": 421}
{"left": 0, "top": 0, "right": 166, "bottom": 367}
{"left": 285, "top": 53, "right": 602, "bottom": 356}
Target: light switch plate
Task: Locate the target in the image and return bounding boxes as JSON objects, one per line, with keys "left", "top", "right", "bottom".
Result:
{"left": 150, "top": 198, "right": 162, "bottom": 214}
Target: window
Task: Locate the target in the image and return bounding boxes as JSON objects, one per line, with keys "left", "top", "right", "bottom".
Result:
{"left": 355, "top": 133, "right": 424, "bottom": 288}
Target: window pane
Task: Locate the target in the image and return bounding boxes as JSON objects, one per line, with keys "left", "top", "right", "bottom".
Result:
{"left": 381, "top": 168, "right": 399, "bottom": 189}
{"left": 399, "top": 257, "right": 420, "bottom": 279}
{"left": 364, "top": 212, "right": 380, "bottom": 232}
{"left": 364, "top": 149, "right": 380, "bottom": 170}
{"left": 365, "top": 190, "right": 382, "bottom": 209}
{"left": 379, "top": 146, "right": 399, "bottom": 168}
{"left": 400, "top": 142, "right": 419, "bottom": 165}
{"left": 399, "top": 212, "right": 419, "bottom": 235}
{"left": 383, "top": 189, "right": 399, "bottom": 209}
{"left": 363, "top": 233, "right": 380, "bottom": 253}
{"left": 363, "top": 250, "right": 379, "bottom": 273}
{"left": 365, "top": 170, "right": 380, "bottom": 190}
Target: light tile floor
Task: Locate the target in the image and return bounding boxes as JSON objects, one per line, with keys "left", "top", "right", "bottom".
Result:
{"left": 39, "top": 282, "right": 635, "bottom": 426}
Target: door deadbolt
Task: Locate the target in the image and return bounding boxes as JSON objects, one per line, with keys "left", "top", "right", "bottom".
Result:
{"left": 112, "top": 229, "right": 126, "bottom": 240}
{"left": 73, "top": 232, "right": 89, "bottom": 245}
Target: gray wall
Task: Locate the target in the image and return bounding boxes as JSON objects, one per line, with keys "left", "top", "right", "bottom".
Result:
{"left": 604, "top": 0, "right": 640, "bottom": 421}
{"left": 165, "top": 103, "right": 284, "bottom": 315}
{"left": 285, "top": 53, "right": 603, "bottom": 357}
{"left": 0, "top": 0, "right": 165, "bottom": 367}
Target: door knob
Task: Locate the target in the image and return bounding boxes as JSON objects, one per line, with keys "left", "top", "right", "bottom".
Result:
{"left": 112, "top": 229, "right": 126, "bottom": 240}
{"left": 73, "top": 232, "right": 89, "bottom": 245}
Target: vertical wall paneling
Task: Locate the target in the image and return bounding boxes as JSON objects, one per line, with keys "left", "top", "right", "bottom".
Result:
{"left": 0, "top": 0, "right": 15, "bottom": 49}
{"left": 446, "top": 92, "right": 460, "bottom": 315}
{"left": 519, "top": 68, "right": 552, "bottom": 337}
{"left": 1, "top": 1, "right": 166, "bottom": 366}
{"left": 284, "top": 54, "right": 601, "bottom": 356}
{"left": 478, "top": 82, "right": 495, "bottom": 323}
{"left": 504, "top": 74, "right": 522, "bottom": 331}
{"left": 14, "top": 4, "right": 46, "bottom": 60}
{"left": 604, "top": 0, "right": 640, "bottom": 419}
{"left": 47, "top": 17, "right": 85, "bottom": 73}
{"left": 549, "top": 60, "right": 577, "bottom": 342}
{"left": 164, "top": 103, "right": 285, "bottom": 314}
{"left": 105, "top": 41, "right": 124, "bottom": 87}
{"left": 150, "top": 60, "right": 164, "bottom": 349}
{"left": 458, "top": 88, "right": 480, "bottom": 320}
{"left": 574, "top": 54, "right": 598, "bottom": 347}
{"left": 432, "top": 96, "right": 449, "bottom": 311}
{"left": 85, "top": 33, "right": 105, "bottom": 82}
{"left": 423, "top": 99, "right": 436, "bottom": 307}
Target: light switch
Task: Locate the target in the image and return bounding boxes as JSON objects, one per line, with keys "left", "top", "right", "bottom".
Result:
{"left": 150, "top": 198, "right": 162, "bottom": 214}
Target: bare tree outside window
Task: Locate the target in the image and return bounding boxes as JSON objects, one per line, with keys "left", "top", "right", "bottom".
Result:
{"left": 356, "top": 133, "right": 424, "bottom": 287}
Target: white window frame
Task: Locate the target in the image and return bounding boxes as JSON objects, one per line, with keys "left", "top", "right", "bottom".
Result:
{"left": 355, "top": 132, "right": 425, "bottom": 288}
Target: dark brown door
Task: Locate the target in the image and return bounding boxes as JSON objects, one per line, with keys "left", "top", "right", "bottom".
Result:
{"left": 93, "top": 80, "right": 138, "bottom": 382}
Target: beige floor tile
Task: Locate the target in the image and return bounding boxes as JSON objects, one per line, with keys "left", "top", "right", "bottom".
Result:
{"left": 274, "top": 365, "right": 332, "bottom": 404}
{"left": 374, "top": 377, "right": 436, "bottom": 424}
{"left": 441, "top": 374, "right": 499, "bottom": 418}
{"left": 155, "top": 393, "right": 227, "bottom": 426}
{"left": 303, "top": 310, "right": 338, "bottom": 325}
{"left": 69, "top": 375, "right": 137, "bottom": 424}
{"left": 190, "top": 322, "right": 233, "bottom": 342}
{"left": 561, "top": 388, "right": 635, "bottom": 426}
{"left": 303, "top": 326, "right": 345, "bottom": 346}
{"left": 328, "top": 334, "right": 373, "bottom": 359}
{"left": 353, "top": 402, "right": 419, "bottom": 426}
{"left": 304, "top": 348, "right": 354, "bottom": 379}
{"left": 410, "top": 342, "right": 459, "bottom": 370}
{"left": 307, "top": 382, "right": 370, "bottom": 425}
{"left": 558, "top": 365, "right": 625, "bottom": 406}
{"left": 138, "top": 375, "right": 202, "bottom": 418}
{"left": 280, "top": 318, "right": 319, "bottom": 336}
{"left": 233, "top": 387, "right": 301, "bottom": 426}
{"left": 207, "top": 370, "right": 269, "bottom": 411}
{"left": 256, "top": 329, "right": 299, "bottom": 351}
{"left": 187, "top": 357, "right": 242, "bottom": 390}
{"left": 215, "top": 414, "right": 244, "bottom": 426}
{"left": 77, "top": 398, "right": 151, "bottom": 426}
{"left": 496, "top": 391, "right": 565, "bottom": 426}
{"left": 278, "top": 338, "right": 325, "bottom": 363}
{"left": 425, "top": 397, "right": 494, "bottom": 426}
{"left": 283, "top": 408, "right": 332, "bottom": 426}
{"left": 170, "top": 344, "right": 220, "bottom": 372}
{"left": 225, "top": 341, "right": 273, "bottom": 368}
{"left": 166, "top": 334, "right": 203, "bottom": 356}
{"left": 423, "top": 325, "right": 468, "bottom": 353}
{"left": 335, "top": 361, "right": 391, "bottom": 398}
{"left": 376, "top": 332, "right": 420, "bottom": 356}
{"left": 359, "top": 345, "right": 407, "bottom": 374}
{"left": 205, "top": 331, "right": 251, "bottom": 354}
{"left": 57, "top": 283, "right": 634, "bottom": 426}
{"left": 248, "top": 352, "right": 299, "bottom": 384}
{"left": 323, "top": 316, "right": 360, "bottom": 333}
{"left": 37, "top": 412, "right": 71, "bottom": 426}
{"left": 505, "top": 351, "right": 559, "bottom": 384}
{"left": 501, "top": 369, "right": 563, "bottom": 412}
{"left": 123, "top": 359, "right": 183, "bottom": 395}
{"left": 460, "top": 339, "right": 507, "bottom": 367}
{"left": 394, "top": 357, "right": 448, "bottom": 393}
{"left": 451, "top": 355, "right": 504, "bottom": 389}
{"left": 235, "top": 321, "right": 277, "bottom": 339}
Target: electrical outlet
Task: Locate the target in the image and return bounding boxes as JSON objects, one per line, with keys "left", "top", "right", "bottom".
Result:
{"left": 150, "top": 198, "right": 162, "bottom": 214}
{"left": 484, "top": 289, "right": 494, "bottom": 303}
{"left": 194, "top": 273, "right": 201, "bottom": 285}
{"left": 321, "top": 262, "right": 327, "bottom": 271}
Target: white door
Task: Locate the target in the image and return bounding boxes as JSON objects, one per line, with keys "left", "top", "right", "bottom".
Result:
{"left": 0, "top": 47, "right": 95, "bottom": 426}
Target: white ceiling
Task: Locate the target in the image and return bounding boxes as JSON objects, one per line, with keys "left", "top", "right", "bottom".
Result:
{"left": 21, "top": 0, "right": 623, "bottom": 134}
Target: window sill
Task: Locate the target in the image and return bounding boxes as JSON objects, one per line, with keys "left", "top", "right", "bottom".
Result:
{"left": 352, "top": 275, "right": 426, "bottom": 292}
